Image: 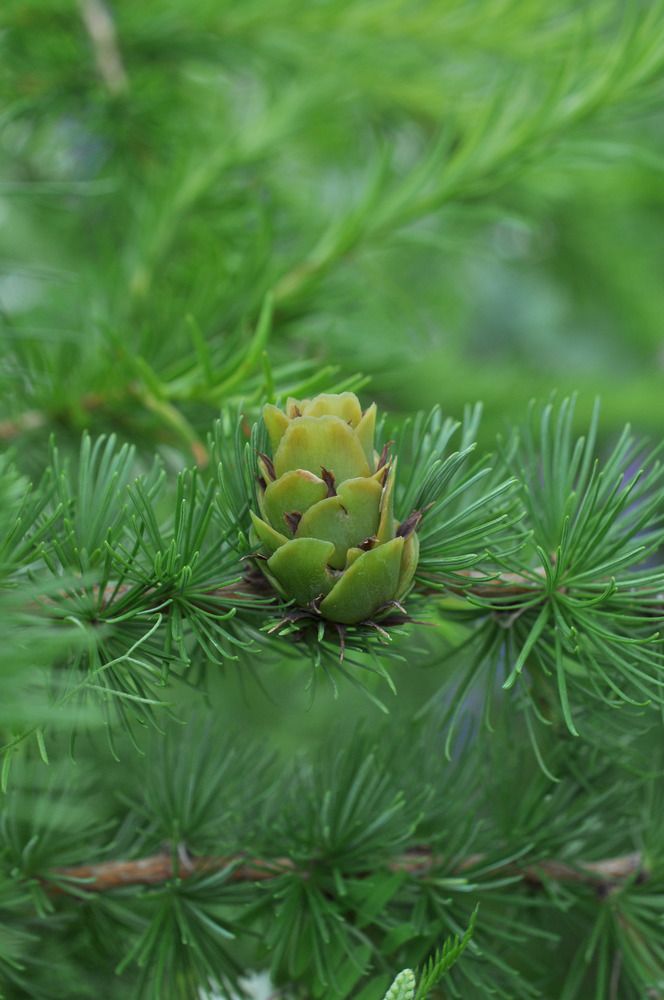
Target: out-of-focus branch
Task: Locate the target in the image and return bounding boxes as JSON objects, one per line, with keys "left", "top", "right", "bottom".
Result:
{"left": 0, "top": 410, "right": 47, "bottom": 441}
{"left": 0, "top": 387, "right": 208, "bottom": 466}
{"left": 77, "top": 0, "right": 129, "bottom": 96}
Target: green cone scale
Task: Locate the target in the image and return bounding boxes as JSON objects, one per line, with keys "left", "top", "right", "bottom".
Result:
{"left": 250, "top": 393, "right": 419, "bottom": 624}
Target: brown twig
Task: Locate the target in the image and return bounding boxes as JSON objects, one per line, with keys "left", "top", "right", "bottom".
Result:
{"left": 0, "top": 393, "right": 107, "bottom": 443}
{"left": 0, "top": 410, "right": 47, "bottom": 441}
{"left": 49, "top": 852, "right": 294, "bottom": 893}
{"left": 0, "top": 386, "right": 208, "bottom": 466}
{"left": 47, "top": 847, "right": 644, "bottom": 895}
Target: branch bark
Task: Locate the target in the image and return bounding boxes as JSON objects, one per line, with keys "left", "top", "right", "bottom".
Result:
{"left": 48, "top": 847, "right": 644, "bottom": 894}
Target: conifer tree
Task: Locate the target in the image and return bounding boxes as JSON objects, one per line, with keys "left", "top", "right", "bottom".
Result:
{"left": 2, "top": 1, "right": 664, "bottom": 997}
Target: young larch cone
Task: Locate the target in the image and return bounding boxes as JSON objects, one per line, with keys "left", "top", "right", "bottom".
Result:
{"left": 249, "top": 392, "right": 419, "bottom": 624}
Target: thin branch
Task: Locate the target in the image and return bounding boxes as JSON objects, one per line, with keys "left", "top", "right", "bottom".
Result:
{"left": 91, "top": 575, "right": 664, "bottom": 616}
{"left": 422, "top": 569, "right": 664, "bottom": 609}
{"left": 0, "top": 393, "right": 105, "bottom": 442}
{"left": 48, "top": 852, "right": 293, "bottom": 892}
{"left": 0, "top": 387, "right": 207, "bottom": 465}
{"left": 77, "top": 0, "right": 129, "bottom": 97}
{"left": 47, "top": 847, "right": 644, "bottom": 895}
{"left": 0, "top": 410, "right": 47, "bottom": 441}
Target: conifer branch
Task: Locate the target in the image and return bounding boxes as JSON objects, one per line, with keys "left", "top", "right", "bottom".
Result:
{"left": 89, "top": 573, "right": 663, "bottom": 616}
{"left": 48, "top": 847, "right": 644, "bottom": 894}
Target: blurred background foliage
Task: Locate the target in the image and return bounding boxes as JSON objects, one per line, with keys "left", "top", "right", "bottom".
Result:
{"left": 2, "top": 0, "right": 663, "bottom": 466}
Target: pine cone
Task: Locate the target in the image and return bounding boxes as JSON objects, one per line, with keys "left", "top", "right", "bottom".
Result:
{"left": 250, "top": 392, "right": 419, "bottom": 624}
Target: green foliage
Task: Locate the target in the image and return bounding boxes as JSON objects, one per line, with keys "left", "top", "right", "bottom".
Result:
{"left": 413, "top": 908, "right": 478, "bottom": 999}
{"left": 3, "top": 391, "right": 664, "bottom": 992}
{"left": 2, "top": 0, "right": 664, "bottom": 997}
{"left": 420, "top": 397, "right": 664, "bottom": 774}
{"left": 382, "top": 906, "right": 477, "bottom": 1000}
{"left": 395, "top": 404, "right": 520, "bottom": 586}
{"left": 2, "top": 388, "right": 664, "bottom": 992}
{"left": 1, "top": 717, "right": 663, "bottom": 998}
{"left": 3, "top": 0, "right": 664, "bottom": 456}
